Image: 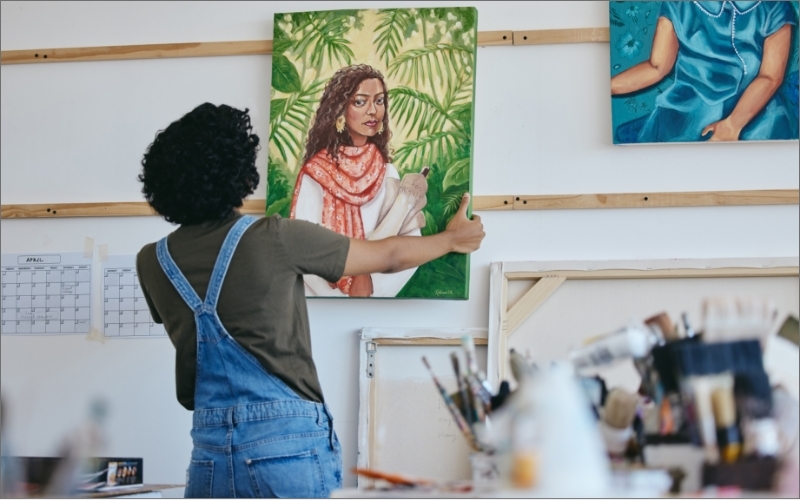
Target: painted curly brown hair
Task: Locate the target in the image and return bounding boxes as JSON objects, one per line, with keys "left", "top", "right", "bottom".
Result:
{"left": 302, "top": 64, "right": 392, "bottom": 166}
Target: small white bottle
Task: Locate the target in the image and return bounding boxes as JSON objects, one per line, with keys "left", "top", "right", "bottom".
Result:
{"left": 570, "top": 317, "right": 667, "bottom": 369}
{"left": 537, "top": 363, "right": 612, "bottom": 496}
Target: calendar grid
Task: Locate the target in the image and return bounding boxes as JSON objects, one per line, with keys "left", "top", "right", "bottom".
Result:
{"left": 103, "top": 264, "right": 166, "bottom": 338}
{"left": 1, "top": 255, "right": 92, "bottom": 335}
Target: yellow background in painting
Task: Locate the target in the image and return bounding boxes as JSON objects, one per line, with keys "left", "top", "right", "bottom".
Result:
{"left": 270, "top": 9, "right": 474, "bottom": 172}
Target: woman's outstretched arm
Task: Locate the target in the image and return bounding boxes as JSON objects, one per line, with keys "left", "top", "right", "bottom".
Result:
{"left": 701, "top": 24, "right": 792, "bottom": 141}
{"left": 343, "top": 193, "right": 484, "bottom": 276}
{"left": 611, "top": 17, "right": 679, "bottom": 95}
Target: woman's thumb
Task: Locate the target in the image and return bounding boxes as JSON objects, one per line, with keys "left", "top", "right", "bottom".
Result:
{"left": 457, "top": 192, "right": 471, "bottom": 217}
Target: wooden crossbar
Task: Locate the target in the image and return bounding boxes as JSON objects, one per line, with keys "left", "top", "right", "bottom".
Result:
{"left": 2, "top": 190, "right": 796, "bottom": 219}
{"left": 0, "top": 28, "right": 607, "bottom": 65}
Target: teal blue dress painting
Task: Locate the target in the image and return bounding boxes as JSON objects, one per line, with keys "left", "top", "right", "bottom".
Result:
{"left": 610, "top": 1, "right": 799, "bottom": 144}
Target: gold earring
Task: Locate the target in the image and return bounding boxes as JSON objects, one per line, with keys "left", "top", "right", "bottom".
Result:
{"left": 378, "top": 122, "right": 384, "bottom": 134}
{"left": 335, "top": 115, "right": 346, "bottom": 133}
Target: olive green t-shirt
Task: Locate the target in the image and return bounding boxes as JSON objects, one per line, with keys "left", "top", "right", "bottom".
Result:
{"left": 136, "top": 213, "right": 349, "bottom": 410}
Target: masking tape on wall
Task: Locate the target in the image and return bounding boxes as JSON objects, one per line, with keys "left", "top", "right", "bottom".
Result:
{"left": 83, "top": 237, "right": 94, "bottom": 258}
{"left": 85, "top": 327, "right": 106, "bottom": 344}
{"left": 98, "top": 244, "right": 108, "bottom": 262}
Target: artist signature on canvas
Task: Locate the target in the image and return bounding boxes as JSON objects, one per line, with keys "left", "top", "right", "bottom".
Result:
{"left": 434, "top": 289, "right": 454, "bottom": 297}
{"left": 437, "top": 431, "right": 458, "bottom": 443}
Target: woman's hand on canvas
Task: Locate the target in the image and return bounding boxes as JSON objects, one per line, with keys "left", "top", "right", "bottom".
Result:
{"left": 343, "top": 193, "right": 484, "bottom": 277}
{"left": 444, "top": 193, "right": 485, "bottom": 254}
{"left": 701, "top": 118, "right": 742, "bottom": 142}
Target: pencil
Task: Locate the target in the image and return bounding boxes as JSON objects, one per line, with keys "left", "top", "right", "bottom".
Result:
{"left": 422, "top": 356, "right": 481, "bottom": 451}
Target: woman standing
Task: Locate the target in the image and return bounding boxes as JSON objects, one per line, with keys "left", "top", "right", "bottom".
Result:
{"left": 136, "top": 103, "right": 483, "bottom": 497}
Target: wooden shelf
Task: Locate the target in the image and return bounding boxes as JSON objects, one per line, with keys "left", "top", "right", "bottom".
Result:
{"left": 513, "top": 27, "right": 608, "bottom": 45}
{"left": 0, "top": 199, "right": 261, "bottom": 218}
{"left": 0, "top": 28, "right": 604, "bottom": 65}
{"left": 509, "top": 189, "right": 799, "bottom": 210}
{"left": 1, "top": 26, "right": 794, "bottom": 220}
{"left": 2, "top": 190, "right": 796, "bottom": 219}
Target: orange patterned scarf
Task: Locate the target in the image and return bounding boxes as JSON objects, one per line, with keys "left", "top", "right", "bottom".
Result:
{"left": 290, "top": 143, "right": 386, "bottom": 293}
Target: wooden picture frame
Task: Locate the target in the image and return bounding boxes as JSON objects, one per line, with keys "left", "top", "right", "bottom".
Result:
{"left": 357, "top": 327, "right": 487, "bottom": 487}
{"left": 487, "top": 258, "right": 800, "bottom": 388}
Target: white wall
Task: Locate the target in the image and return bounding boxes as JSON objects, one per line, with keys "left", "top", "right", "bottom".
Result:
{"left": 1, "top": 0, "right": 798, "bottom": 487}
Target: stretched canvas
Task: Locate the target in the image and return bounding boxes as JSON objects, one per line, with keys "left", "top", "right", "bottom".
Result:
{"left": 610, "top": 1, "right": 799, "bottom": 144}
{"left": 267, "top": 8, "right": 478, "bottom": 298}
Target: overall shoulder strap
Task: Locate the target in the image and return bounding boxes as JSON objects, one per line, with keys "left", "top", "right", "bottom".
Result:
{"left": 204, "top": 215, "right": 258, "bottom": 309}
{"left": 156, "top": 236, "right": 204, "bottom": 313}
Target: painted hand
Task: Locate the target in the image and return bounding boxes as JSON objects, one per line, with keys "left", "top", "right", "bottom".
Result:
{"left": 348, "top": 274, "right": 374, "bottom": 297}
{"left": 399, "top": 194, "right": 427, "bottom": 235}
{"left": 369, "top": 168, "right": 429, "bottom": 240}
{"left": 375, "top": 177, "right": 400, "bottom": 227}
{"left": 445, "top": 193, "right": 485, "bottom": 254}
{"left": 701, "top": 119, "right": 741, "bottom": 142}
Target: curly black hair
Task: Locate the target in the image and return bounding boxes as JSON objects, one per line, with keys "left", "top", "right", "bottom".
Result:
{"left": 139, "top": 103, "right": 260, "bottom": 225}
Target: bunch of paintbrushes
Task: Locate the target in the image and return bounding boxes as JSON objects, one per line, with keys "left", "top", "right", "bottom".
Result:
{"left": 421, "top": 336, "right": 503, "bottom": 452}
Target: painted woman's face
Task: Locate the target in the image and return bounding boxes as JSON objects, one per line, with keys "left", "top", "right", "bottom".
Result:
{"left": 345, "top": 78, "right": 385, "bottom": 146}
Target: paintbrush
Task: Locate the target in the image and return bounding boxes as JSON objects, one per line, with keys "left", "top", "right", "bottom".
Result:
{"left": 461, "top": 335, "right": 480, "bottom": 376}
{"left": 451, "top": 352, "right": 474, "bottom": 425}
{"left": 422, "top": 356, "right": 481, "bottom": 451}
{"left": 712, "top": 385, "right": 741, "bottom": 463}
{"left": 352, "top": 468, "right": 434, "bottom": 487}
{"left": 467, "top": 375, "right": 487, "bottom": 422}
{"left": 460, "top": 335, "right": 492, "bottom": 419}
{"left": 468, "top": 373, "right": 492, "bottom": 409}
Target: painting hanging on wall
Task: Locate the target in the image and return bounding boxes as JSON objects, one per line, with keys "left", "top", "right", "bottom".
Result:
{"left": 266, "top": 8, "right": 478, "bottom": 299}
{"left": 610, "top": 1, "right": 799, "bottom": 144}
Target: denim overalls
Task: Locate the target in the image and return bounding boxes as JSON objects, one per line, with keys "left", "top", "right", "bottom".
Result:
{"left": 156, "top": 215, "right": 343, "bottom": 498}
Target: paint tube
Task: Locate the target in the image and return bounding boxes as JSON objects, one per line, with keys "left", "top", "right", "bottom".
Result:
{"left": 571, "top": 317, "right": 667, "bottom": 369}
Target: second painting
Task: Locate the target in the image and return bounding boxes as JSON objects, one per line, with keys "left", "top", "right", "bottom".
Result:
{"left": 267, "top": 8, "right": 478, "bottom": 299}
{"left": 610, "top": 1, "right": 799, "bottom": 144}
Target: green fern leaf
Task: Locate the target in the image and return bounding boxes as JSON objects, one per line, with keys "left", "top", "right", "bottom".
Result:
{"left": 443, "top": 71, "right": 473, "bottom": 110}
{"left": 374, "top": 9, "right": 414, "bottom": 65}
{"left": 388, "top": 87, "right": 457, "bottom": 136}
{"left": 269, "top": 79, "right": 325, "bottom": 166}
{"left": 291, "top": 13, "right": 354, "bottom": 72}
{"left": 393, "top": 130, "right": 464, "bottom": 172}
{"left": 266, "top": 198, "right": 292, "bottom": 217}
{"left": 388, "top": 43, "right": 473, "bottom": 89}
{"left": 271, "top": 55, "right": 302, "bottom": 93}
{"left": 442, "top": 158, "right": 471, "bottom": 191}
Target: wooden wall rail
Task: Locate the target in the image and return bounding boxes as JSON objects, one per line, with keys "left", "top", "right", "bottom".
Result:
{"left": 0, "top": 28, "right": 608, "bottom": 65}
{"left": 2, "top": 190, "right": 796, "bottom": 219}
{"left": 2, "top": 26, "right": 795, "bottom": 219}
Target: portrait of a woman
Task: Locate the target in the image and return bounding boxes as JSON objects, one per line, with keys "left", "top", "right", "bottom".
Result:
{"left": 611, "top": 1, "right": 798, "bottom": 143}
{"left": 290, "top": 64, "right": 426, "bottom": 297}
